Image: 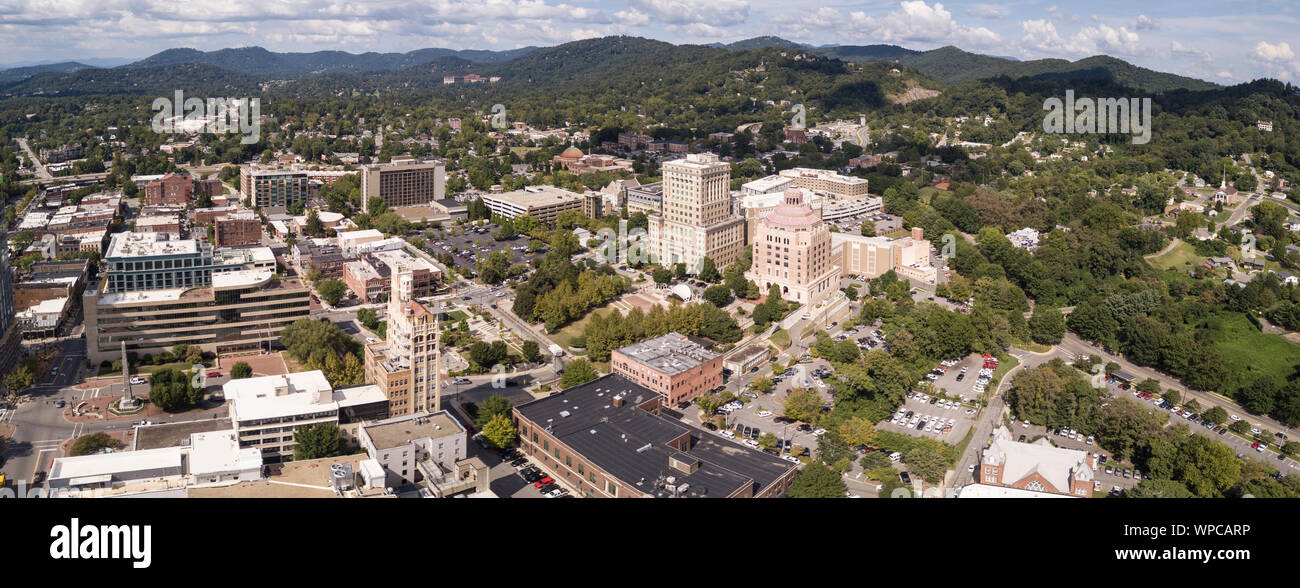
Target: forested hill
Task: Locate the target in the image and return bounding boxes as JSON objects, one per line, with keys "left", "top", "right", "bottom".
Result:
{"left": 122, "top": 45, "right": 539, "bottom": 77}
{"left": 711, "top": 36, "right": 1216, "bottom": 93}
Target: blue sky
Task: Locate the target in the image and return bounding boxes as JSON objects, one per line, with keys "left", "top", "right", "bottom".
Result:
{"left": 0, "top": 0, "right": 1297, "bottom": 84}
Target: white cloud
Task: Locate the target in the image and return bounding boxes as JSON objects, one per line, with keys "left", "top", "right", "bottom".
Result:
{"left": 628, "top": 0, "right": 750, "bottom": 27}
{"left": 1019, "top": 20, "right": 1140, "bottom": 57}
{"left": 849, "top": 1, "right": 1002, "bottom": 48}
{"left": 1136, "top": 14, "right": 1157, "bottom": 30}
{"left": 964, "top": 4, "right": 1009, "bottom": 20}
{"left": 1171, "top": 41, "right": 1212, "bottom": 63}
{"left": 1253, "top": 41, "right": 1295, "bottom": 62}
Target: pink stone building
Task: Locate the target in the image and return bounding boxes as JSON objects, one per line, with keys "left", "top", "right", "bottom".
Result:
{"left": 745, "top": 189, "right": 841, "bottom": 306}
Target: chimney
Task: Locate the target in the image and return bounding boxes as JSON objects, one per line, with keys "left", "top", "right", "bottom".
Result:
{"left": 612, "top": 396, "right": 624, "bottom": 408}
{"left": 274, "top": 376, "right": 290, "bottom": 396}
{"left": 911, "top": 226, "right": 924, "bottom": 241}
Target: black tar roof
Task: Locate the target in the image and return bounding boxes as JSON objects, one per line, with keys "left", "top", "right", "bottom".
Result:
{"left": 515, "top": 374, "right": 795, "bottom": 497}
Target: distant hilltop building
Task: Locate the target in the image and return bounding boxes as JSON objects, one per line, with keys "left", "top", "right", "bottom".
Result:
{"left": 1257, "top": 120, "right": 1274, "bottom": 132}
{"left": 442, "top": 74, "right": 500, "bottom": 84}
{"left": 1006, "top": 227, "right": 1041, "bottom": 251}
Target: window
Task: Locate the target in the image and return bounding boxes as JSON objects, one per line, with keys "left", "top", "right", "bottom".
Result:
{"left": 1027, "top": 481, "right": 1045, "bottom": 492}
{"left": 606, "top": 481, "right": 617, "bottom": 497}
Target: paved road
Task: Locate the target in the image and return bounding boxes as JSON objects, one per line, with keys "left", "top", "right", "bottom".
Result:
{"left": 1056, "top": 332, "right": 1300, "bottom": 443}
{"left": 15, "top": 137, "right": 51, "bottom": 179}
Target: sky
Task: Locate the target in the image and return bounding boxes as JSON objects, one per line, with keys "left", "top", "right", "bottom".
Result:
{"left": 0, "top": 0, "right": 1297, "bottom": 84}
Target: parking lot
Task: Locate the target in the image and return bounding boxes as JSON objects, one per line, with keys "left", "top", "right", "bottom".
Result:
{"left": 682, "top": 362, "right": 833, "bottom": 460}
{"left": 878, "top": 392, "right": 976, "bottom": 442}
{"left": 420, "top": 223, "right": 544, "bottom": 274}
{"left": 826, "top": 212, "right": 901, "bottom": 236}
{"left": 924, "top": 353, "right": 995, "bottom": 402}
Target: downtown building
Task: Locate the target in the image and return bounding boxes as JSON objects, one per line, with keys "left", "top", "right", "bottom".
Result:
{"left": 482, "top": 185, "right": 585, "bottom": 225}
{"left": 360, "top": 157, "right": 446, "bottom": 213}
{"left": 611, "top": 332, "right": 723, "bottom": 407}
{"left": 830, "top": 227, "right": 936, "bottom": 284}
{"left": 240, "top": 167, "right": 309, "bottom": 208}
{"left": 512, "top": 374, "right": 797, "bottom": 498}
{"left": 646, "top": 153, "right": 745, "bottom": 273}
{"left": 745, "top": 190, "right": 841, "bottom": 306}
{"left": 364, "top": 266, "right": 443, "bottom": 417}
{"left": 83, "top": 233, "right": 305, "bottom": 364}
{"left": 777, "top": 167, "right": 870, "bottom": 199}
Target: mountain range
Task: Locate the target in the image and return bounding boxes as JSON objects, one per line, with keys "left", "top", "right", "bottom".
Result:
{"left": 0, "top": 35, "right": 1219, "bottom": 96}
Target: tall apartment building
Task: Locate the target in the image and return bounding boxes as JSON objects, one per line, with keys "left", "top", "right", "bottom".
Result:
{"left": 103, "top": 232, "right": 248, "bottom": 293}
{"left": 214, "top": 212, "right": 263, "bottom": 248}
{"left": 240, "top": 168, "right": 309, "bottom": 208}
{"left": 144, "top": 173, "right": 195, "bottom": 206}
{"left": 360, "top": 158, "right": 446, "bottom": 213}
{"left": 647, "top": 153, "right": 745, "bottom": 273}
{"left": 83, "top": 267, "right": 311, "bottom": 364}
{"left": 364, "top": 266, "right": 442, "bottom": 417}
{"left": 482, "top": 186, "right": 585, "bottom": 225}
{"left": 778, "top": 167, "right": 870, "bottom": 199}
{"left": 745, "top": 190, "right": 841, "bottom": 306}
{"left": 611, "top": 332, "right": 722, "bottom": 407}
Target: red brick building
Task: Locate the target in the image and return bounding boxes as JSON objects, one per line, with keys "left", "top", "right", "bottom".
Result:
{"left": 610, "top": 332, "right": 722, "bottom": 407}
{"left": 214, "top": 212, "right": 263, "bottom": 247}
{"left": 144, "top": 173, "right": 194, "bottom": 206}
{"left": 976, "top": 426, "right": 1096, "bottom": 497}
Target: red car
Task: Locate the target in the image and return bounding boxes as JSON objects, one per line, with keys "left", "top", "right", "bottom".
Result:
{"left": 1252, "top": 442, "right": 1262, "bottom": 449}
{"left": 207, "top": 371, "right": 221, "bottom": 378}
{"left": 534, "top": 477, "right": 554, "bottom": 488}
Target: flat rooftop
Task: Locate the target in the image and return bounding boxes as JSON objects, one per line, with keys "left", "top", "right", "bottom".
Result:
{"left": 615, "top": 332, "right": 718, "bottom": 376}
{"left": 106, "top": 231, "right": 199, "bottom": 258}
{"left": 134, "top": 418, "right": 234, "bottom": 450}
{"left": 189, "top": 430, "right": 262, "bottom": 477}
{"left": 515, "top": 374, "right": 794, "bottom": 498}
{"left": 362, "top": 411, "right": 465, "bottom": 450}
{"left": 49, "top": 446, "right": 184, "bottom": 482}
{"left": 224, "top": 370, "right": 336, "bottom": 423}
{"left": 211, "top": 268, "right": 273, "bottom": 289}
{"left": 485, "top": 186, "right": 584, "bottom": 208}
{"left": 187, "top": 454, "right": 390, "bottom": 498}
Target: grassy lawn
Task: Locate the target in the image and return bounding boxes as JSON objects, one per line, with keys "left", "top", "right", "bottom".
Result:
{"left": 1201, "top": 311, "right": 1300, "bottom": 386}
{"left": 917, "top": 186, "right": 951, "bottom": 206}
{"left": 444, "top": 310, "right": 468, "bottom": 322}
{"left": 1147, "top": 241, "right": 1202, "bottom": 272}
{"left": 547, "top": 307, "right": 616, "bottom": 350}
{"left": 982, "top": 355, "right": 1021, "bottom": 402}
{"left": 97, "top": 360, "right": 214, "bottom": 377}
{"left": 881, "top": 228, "right": 911, "bottom": 239}
{"left": 770, "top": 329, "right": 792, "bottom": 349}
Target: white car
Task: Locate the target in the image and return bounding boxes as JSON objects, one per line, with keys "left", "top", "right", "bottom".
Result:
{"left": 965, "top": 409, "right": 976, "bottom": 415}
{"left": 1251, "top": 428, "right": 1262, "bottom": 435}
{"left": 1230, "top": 414, "right": 1241, "bottom": 421}
{"left": 756, "top": 410, "right": 773, "bottom": 418}
{"left": 812, "top": 428, "right": 827, "bottom": 436}
{"left": 967, "top": 464, "right": 976, "bottom": 473}
{"left": 495, "top": 292, "right": 506, "bottom": 297}
{"left": 782, "top": 456, "right": 800, "bottom": 464}
{"left": 721, "top": 430, "right": 736, "bottom": 439}
{"left": 743, "top": 439, "right": 760, "bottom": 448}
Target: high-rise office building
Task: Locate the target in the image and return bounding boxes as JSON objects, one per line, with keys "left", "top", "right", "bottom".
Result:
{"left": 364, "top": 265, "right": 442, "bottom": 417}
{"left": 646, "top": 153, "right": 745, "bottom": 273}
